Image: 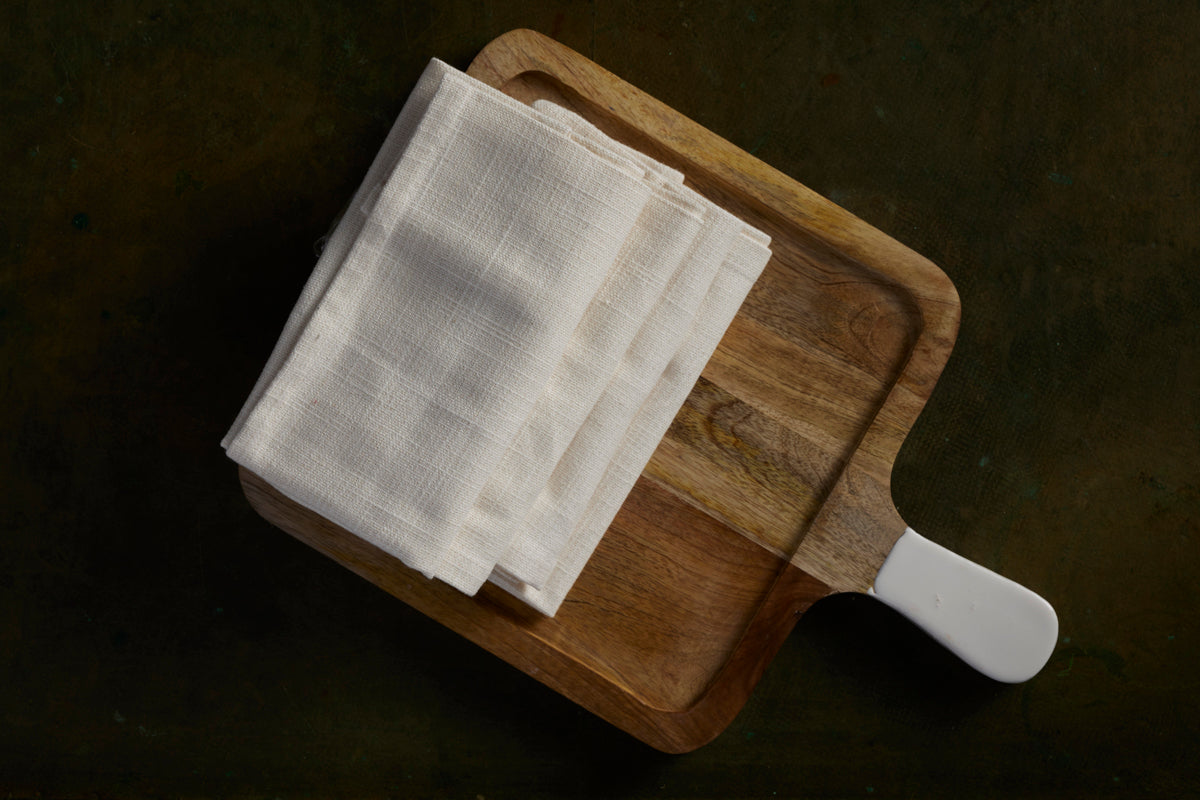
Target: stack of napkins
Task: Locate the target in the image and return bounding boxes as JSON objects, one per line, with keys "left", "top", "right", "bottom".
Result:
{"left": 223, "top": 59, "right": 771, "bottom": 616}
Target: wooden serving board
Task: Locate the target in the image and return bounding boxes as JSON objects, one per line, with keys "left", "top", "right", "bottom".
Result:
{"left": 239, "top": 28, "right": 960, "bottom": 752}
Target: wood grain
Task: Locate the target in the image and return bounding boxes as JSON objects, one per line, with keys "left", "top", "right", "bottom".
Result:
{"left": 237, "top": 29, "right": 960, "bottom": 752}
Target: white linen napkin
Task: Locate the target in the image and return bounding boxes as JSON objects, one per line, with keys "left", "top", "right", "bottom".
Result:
{"left": 224, "top": 61, "right": 654, "bottom": 580}
{"left": 225, "top": 58, "right": 772, "bottom": 614}
{"left": 489, "top": 229, "right": 773, "bottom": 615}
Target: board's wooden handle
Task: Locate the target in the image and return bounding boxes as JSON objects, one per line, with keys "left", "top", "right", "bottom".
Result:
{"left": 869, "top": 528, "right": 1058, "bottom": 682}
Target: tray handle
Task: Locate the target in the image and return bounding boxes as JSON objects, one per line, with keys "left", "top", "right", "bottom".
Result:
{"left": 868, "top": 528, "right": 1058, "bottom": 683}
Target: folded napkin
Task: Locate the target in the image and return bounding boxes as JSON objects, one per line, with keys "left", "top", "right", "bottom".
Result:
{"left": 225, "top": 57, "right": 772, "bottom": 614}
{"left": 225, "top": 60, "right": 653, "bottom": 580}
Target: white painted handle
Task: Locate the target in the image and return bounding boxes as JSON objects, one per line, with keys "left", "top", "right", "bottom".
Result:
{"left": 869, "top": 528, "right": 1058, "bottom": 683}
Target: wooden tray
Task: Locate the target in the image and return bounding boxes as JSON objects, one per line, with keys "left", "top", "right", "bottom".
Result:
{"left": 239, "top": 28, "right": 960, "bottom": 753}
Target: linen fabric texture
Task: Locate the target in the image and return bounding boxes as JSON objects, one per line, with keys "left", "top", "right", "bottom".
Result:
{"left": 224, "top": 58, "right": 771, "bottom": 614}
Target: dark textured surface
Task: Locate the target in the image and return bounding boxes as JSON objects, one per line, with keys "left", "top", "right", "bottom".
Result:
{"left": 2, "top": 2, "right": 1197, "bottom": 796}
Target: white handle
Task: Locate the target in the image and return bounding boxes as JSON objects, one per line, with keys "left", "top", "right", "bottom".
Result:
{"left": 869, "top": 528, "right": 1058, "bottom": 683}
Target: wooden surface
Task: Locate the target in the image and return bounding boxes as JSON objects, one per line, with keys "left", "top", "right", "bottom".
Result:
{"left": 240, "top": 28, "right": 960, "bottom": 753}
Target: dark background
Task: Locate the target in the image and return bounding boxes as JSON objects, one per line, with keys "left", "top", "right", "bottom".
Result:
{"left": 3, "top": 1, "right": 1197, "bottom": 797}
